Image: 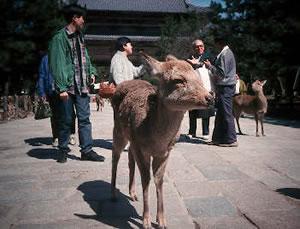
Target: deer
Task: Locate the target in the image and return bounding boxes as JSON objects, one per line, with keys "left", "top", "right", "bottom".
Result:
{"left": 233, "top": 80, "right": 268, "bottom": 137}
{"left": 110, "top": 52, "right": 213, "bottom": 229}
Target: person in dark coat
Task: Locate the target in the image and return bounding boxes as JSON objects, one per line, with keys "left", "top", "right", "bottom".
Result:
{"left": 187, "top": 39, "right": 215, "bottom": 139}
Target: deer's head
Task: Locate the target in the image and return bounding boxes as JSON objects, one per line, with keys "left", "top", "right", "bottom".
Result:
{"left": 141, "top": 52, "right": 213, "bottom": 111}
{"left": 252, "top": 80, "right": 267, "bottom": 94}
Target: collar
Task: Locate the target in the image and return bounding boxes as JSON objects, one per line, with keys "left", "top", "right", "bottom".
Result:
{"left": 217, "top": 45, "right": 229, "bottom": 59}
{"left": 65, "top": 27, "right": 79, "bottom": 39}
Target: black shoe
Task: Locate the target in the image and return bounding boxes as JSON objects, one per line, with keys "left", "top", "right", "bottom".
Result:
{"left": 57, "top": 151, "right": 67, "bottom": 163}
{"left": 81, "top": 150, "right": 105, "bottom": 162}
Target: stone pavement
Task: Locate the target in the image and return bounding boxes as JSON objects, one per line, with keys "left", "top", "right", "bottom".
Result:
{"left": 0, "top": 101, "right": 299, "bottom": 229}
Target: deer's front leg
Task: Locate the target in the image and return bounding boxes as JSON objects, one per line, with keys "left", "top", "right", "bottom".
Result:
{"left": 259, "top": 114, "right": 266, "bottom": 136}
{"left": 135, "top": 152, "right": 151, "bottom": 229}
{"left": 152, "top": 155, "right": 169, "bottom": 229}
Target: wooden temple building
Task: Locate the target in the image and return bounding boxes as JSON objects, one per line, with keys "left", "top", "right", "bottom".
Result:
{"left": 76, "top": 0, "right": 208, "bottom": 69}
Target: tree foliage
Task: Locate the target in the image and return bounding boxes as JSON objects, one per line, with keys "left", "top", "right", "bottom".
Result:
{"left": 0, "top": 0, "right": 64, "bottom": 94}
{"left": 159, "top": 0, "right": 300, "bottom": 94}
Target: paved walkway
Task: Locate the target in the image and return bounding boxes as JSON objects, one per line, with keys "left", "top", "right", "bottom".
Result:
{"left": 0, "top": 102, "right": 299, "bottom": 229}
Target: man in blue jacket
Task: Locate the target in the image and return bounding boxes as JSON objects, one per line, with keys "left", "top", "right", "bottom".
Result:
{"left": 37, "top": 54, "right": 76, "bottom": 147}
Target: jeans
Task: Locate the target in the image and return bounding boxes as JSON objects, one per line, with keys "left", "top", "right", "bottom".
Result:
{"left": 57, "top": 93, "right": 92, "bottom": 154}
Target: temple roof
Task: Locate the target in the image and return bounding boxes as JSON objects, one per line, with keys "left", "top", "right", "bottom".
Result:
{"left": 77, "top": 0, "right": 207, "bottom": 13}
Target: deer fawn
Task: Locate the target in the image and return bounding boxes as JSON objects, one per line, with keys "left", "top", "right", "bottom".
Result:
{"left": 111, "top": 53, "right": 213, "bottom": 229}
{"left": 233, "top": 80, "right": 268, "bottom": 136}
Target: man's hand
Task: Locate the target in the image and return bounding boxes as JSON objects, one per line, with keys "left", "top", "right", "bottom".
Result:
{"left": 90, "top": 74, "right": 96, "bottom": 85}
{"left": 203, "top": 60, "right": 212, "bottom": 69}
{"left": 187, "top": 56, "right": 200, "bottom": 65}
{"left": 60, "top": 91, "right": 69, "bottom": 101}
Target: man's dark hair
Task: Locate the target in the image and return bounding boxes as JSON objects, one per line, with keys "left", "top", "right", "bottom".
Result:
{"left": 115, "top": 37, "right": 131, "bottom": 51}
{"left": 214, "top": 32, "right": 228, "bottom": 45}
{"left": 62, "top": 4, "right": 87, "bottom": 23}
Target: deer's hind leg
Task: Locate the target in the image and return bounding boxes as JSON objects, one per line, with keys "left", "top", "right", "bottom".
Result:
{"left": 234, "top": 110, "right": 244, "bottom": 135}
{"left": 111, "top": 125, "right": 128, "bottom": 201}
{"left": 255, "top": 114, "right": 260, "bottom": 137}
{"left": 128, "top": 146, "right": 138, "bottom": 201}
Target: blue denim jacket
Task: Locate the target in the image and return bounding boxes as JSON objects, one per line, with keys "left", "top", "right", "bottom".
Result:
{"left": 37, "top": 55, "right": 55, "bottom": 97}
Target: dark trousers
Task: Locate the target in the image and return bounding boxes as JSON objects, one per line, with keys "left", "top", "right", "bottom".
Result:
{"left": 189, "top": 110, "right": 210, "bottom": 136}
{"left": 212, "top": 85, "right": 237, "bottom": 144}
{"left": 57, "top": 93, "right": 91, "bottom": 154}
{"left": 48, "top": 95, "right": 60, "bottom": 140}
{"left": 48, "top": 94, "right": 75, "bottom": 141}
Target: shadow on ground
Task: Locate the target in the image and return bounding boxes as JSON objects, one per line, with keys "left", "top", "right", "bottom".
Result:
{"left": 276, "top": 188, "right": 300, "bottom": 200}
{"left": 93, "top": 139, "right": 113, "bottom": 150}
{"left": 75, "top": 180, "right": 143, "bottom": 228}
{"left": 27, "top": 148, "right": 80, "bottom": 161}
{"left": 24, "top": 137, "right": 52, "bottom": 146}
{"left": 177, "top": 134, "right": 208, "bottom": 145}
{"left": 242, "top": 115, "right": 300, "bottom": 128}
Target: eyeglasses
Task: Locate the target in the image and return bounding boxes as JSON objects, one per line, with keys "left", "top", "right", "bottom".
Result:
{"left": 195, "top": 45, "right": 204, "bottom": 48}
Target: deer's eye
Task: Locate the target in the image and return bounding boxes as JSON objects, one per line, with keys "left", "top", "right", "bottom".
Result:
{"left": 173, "top": 79, "right": 184, "bottom": 85}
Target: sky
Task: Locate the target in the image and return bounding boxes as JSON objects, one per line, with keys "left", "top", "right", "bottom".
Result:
{"left": 187, "top": 0, "right": 224, "bottom": 7}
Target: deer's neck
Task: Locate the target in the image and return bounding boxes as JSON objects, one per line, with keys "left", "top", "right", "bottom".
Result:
{"left": 151, "top": 100, "right": 185, "bottom": 141}
{"left": 255, "top": 91, "right": 268, "bottom": 112}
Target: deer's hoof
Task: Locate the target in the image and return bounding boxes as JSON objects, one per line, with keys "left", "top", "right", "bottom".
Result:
{"left": 130, "top": 193, "right": 138, "bottom": 201}
{"left": 158, "top": 226, "right": 167, "bottom": 229}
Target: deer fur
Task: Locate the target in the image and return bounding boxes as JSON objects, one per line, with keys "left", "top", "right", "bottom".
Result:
{"left": 233, "top": 80, "right": 268, "bottom": 136}
{"left": 111, "top": 53, "right": 213, "bottom": 229}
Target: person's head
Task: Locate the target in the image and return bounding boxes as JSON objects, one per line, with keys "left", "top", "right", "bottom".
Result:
{"left": 115, "top": 37, "right": 133, "bottom": 56}
{"left": 62, "top": 4, "right": 86, "bottom": 31}
{"left": 192, "top": 39, "right": 205, "bottom": 55}
{"left": 214, "top": 33, "right": 227, "bottom": 50}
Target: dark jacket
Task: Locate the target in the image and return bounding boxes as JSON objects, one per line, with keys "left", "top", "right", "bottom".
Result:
{"left": 48, "top": 28, "right": 98, "bottom": 93}
{"left": 37, "top": 55, "right": 54, "bottom": 97}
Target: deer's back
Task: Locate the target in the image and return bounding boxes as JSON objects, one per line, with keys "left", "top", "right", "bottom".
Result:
{"left": 233, "top": 94, "right": 261, "bottom": 115}
{"left": 112, "top": 80, "right": 157, "bottom": 130}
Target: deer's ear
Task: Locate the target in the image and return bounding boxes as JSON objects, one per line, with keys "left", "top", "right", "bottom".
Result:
{"left": 140, "top": 51, "right": 163, "bottom": 75}
{"left": 261, "top": 80, "right": 267, "bottom": 86}
{"left": 165, "top": 55, "right": 178, "bottom": 62}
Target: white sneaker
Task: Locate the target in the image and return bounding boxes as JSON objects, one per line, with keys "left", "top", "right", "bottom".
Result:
{"left": 201, "top": 135, "right": 210, "bottom": 140}
{"left": 69, "top": 134, "right": 76, "bottom": 145}
{"left": 52, "top": 138, "right": 58, "bottom": 147}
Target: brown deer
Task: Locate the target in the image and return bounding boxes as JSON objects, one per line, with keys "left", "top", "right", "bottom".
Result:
{"left": 111, "top": 53, "right": 213, "bottom": 229}
{"left": 233, "top": 80, "right": 268, "bottom": 136}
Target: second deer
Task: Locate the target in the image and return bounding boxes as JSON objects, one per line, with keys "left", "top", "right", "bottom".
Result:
{"left": 233, "top": 80, "right": 268, "bottom": 136}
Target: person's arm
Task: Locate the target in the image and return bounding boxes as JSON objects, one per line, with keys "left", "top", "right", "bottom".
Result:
{"left": 85, "top": 48, "right": 98, "bottom": 84}
{"left": 132, "top": 63, "right": 145, "bottom": 78}
{"left": 204, "top": 54, "right": 226, "bottom": 80}
{"left": 37, "top": 56, "right": 47, "bottom": 97}
{"left": 110, "top": 55, "right": 125, "bottom": 85}
{"left": 48, "top": 35, "right": 69, "bottom": 93}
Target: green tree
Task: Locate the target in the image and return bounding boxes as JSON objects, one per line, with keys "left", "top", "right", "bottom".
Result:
{"left": 0, "top": 0, "right": 64, "bottom": 95}
{"left": 211, "top": 0, "right": 300, "bottom": 95}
